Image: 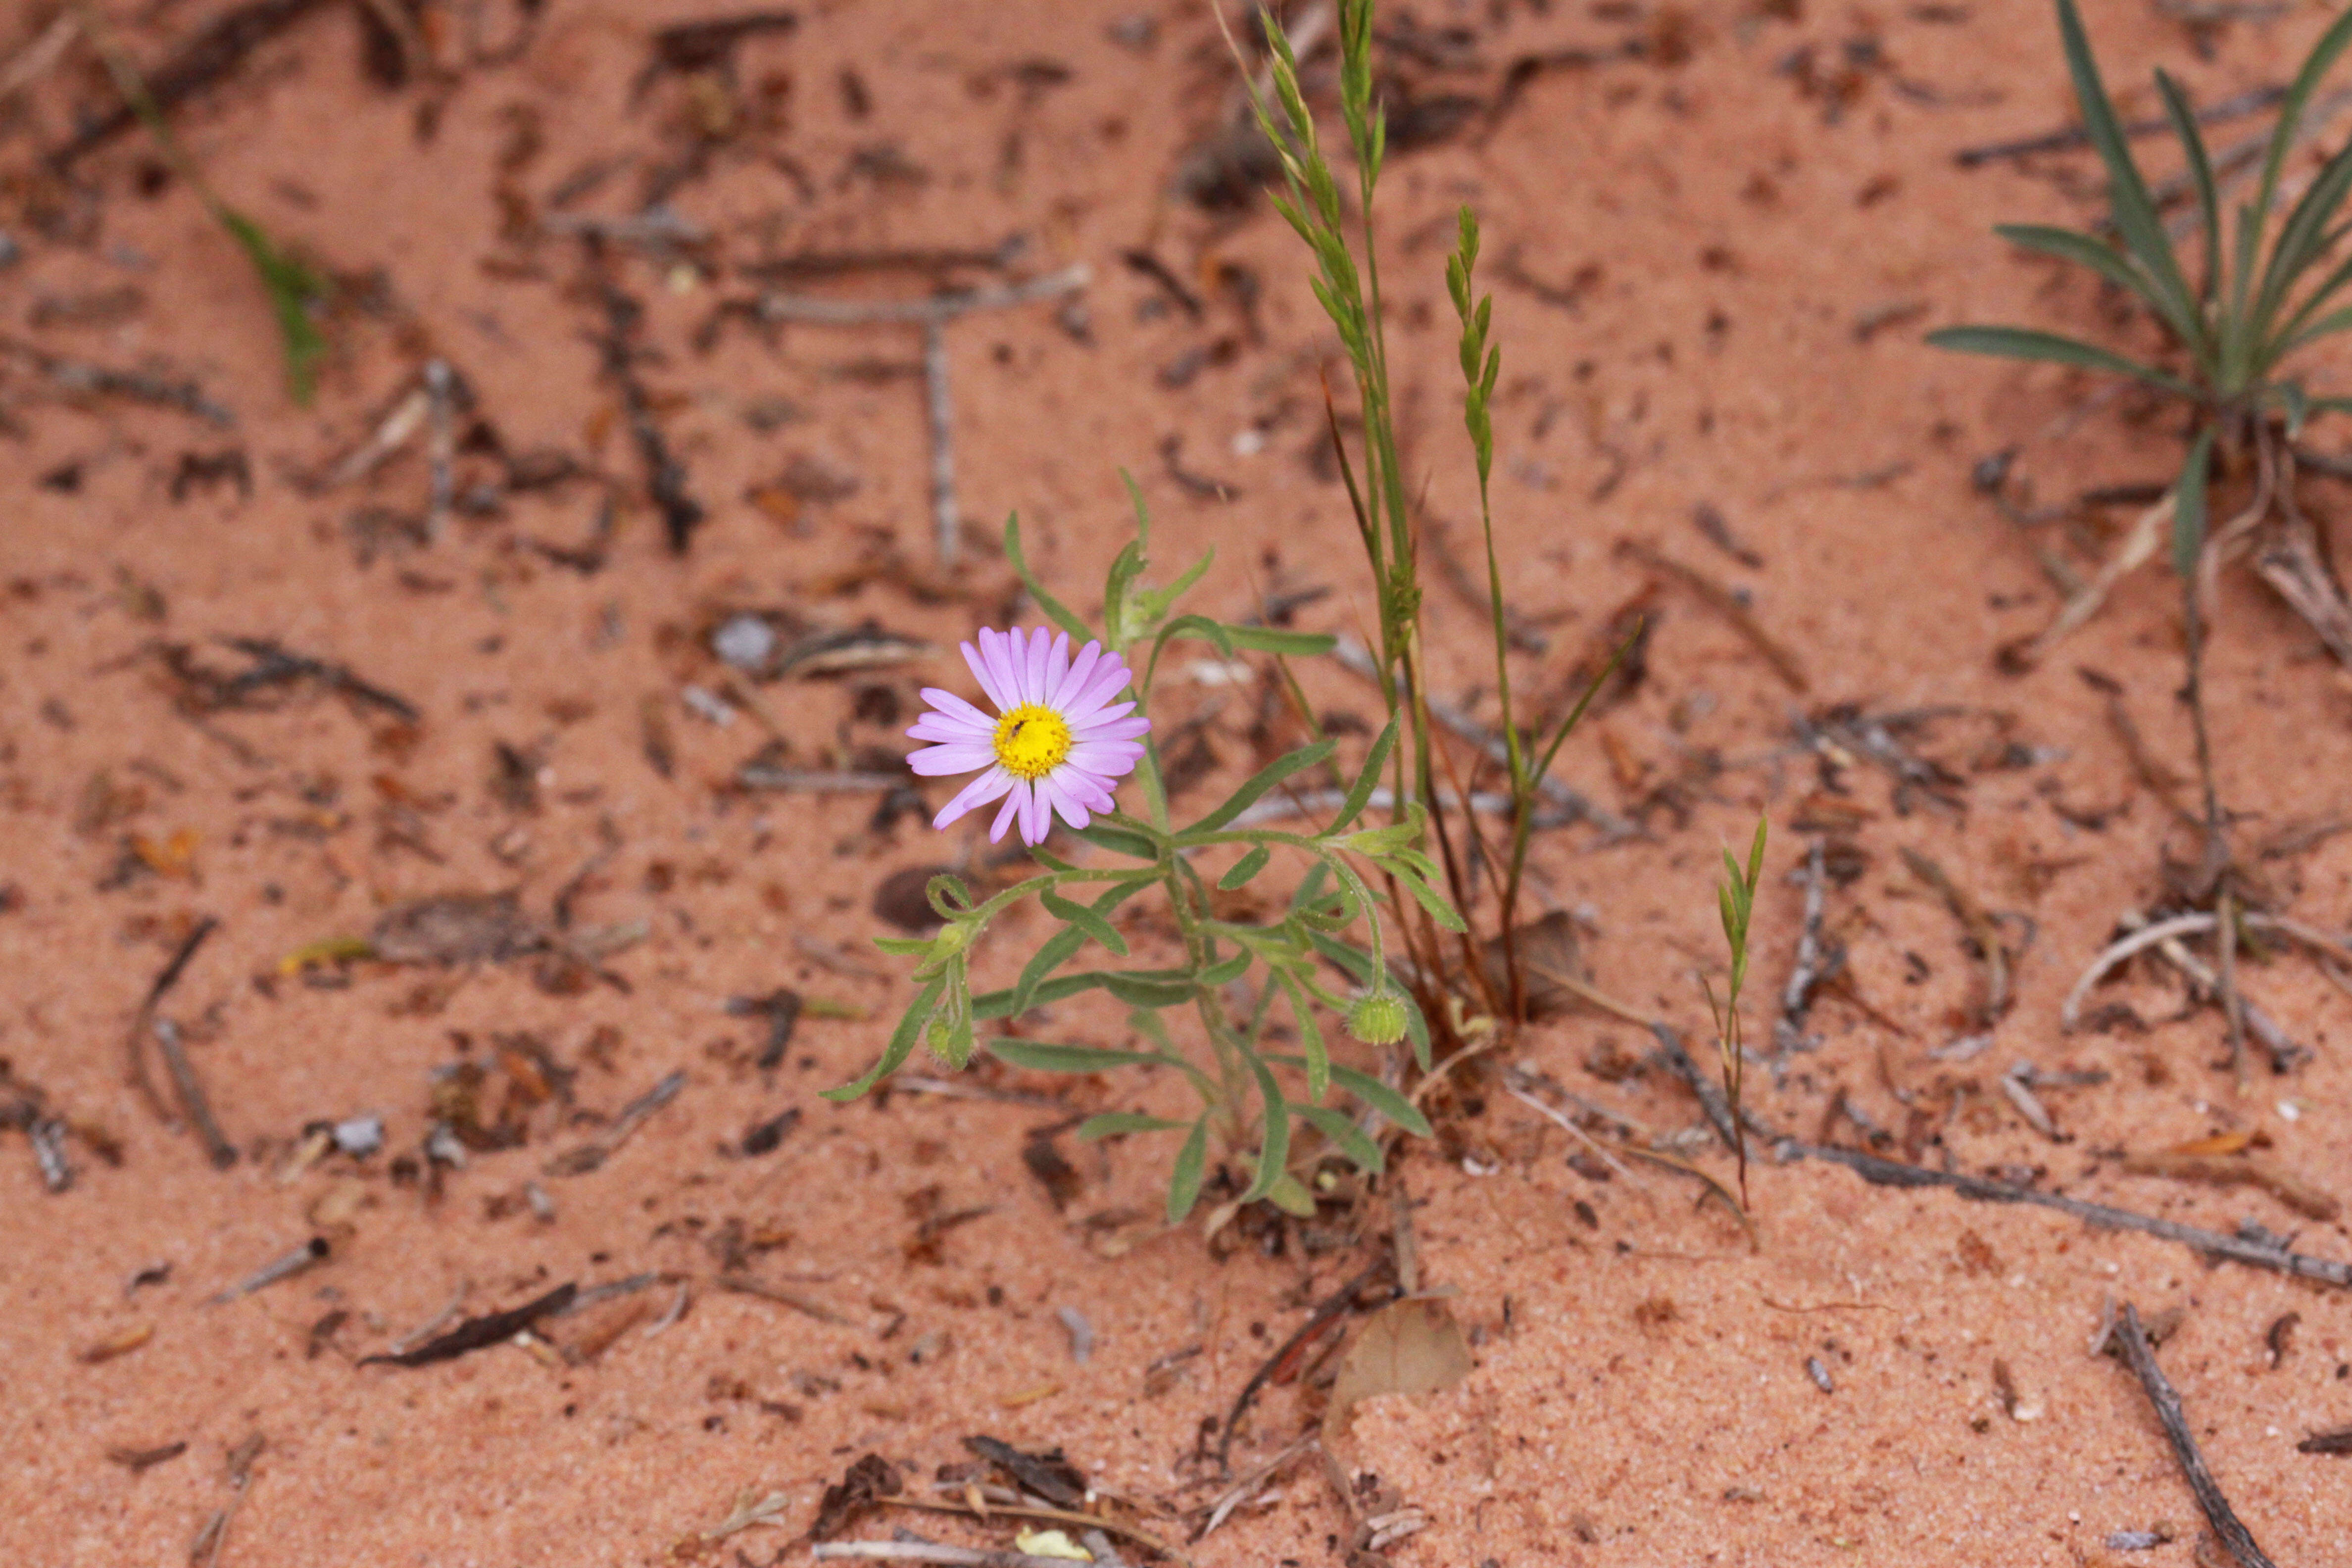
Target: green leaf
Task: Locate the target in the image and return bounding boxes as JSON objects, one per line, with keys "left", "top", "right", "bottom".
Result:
{"left": 873, "top": 935, "right": 934, "bottom": 957}
{"left": 1142, "top": 612, "right": 1237, "bottom": 695}
{"left": 973, "top": 968, "right": 1111, "bottom": 1021}
{"left": 983, "top": 1037, "right": 1162, "bottom": 1073}
{"left": 2250, "top": 136, "right": 2352, "bottom": 356}
{"left": 1002, "top": 514, "right": 1094, "bottom": 642}
{"left": 1075, "top": 821, "right": 1162, "bottom": 860}
{"left": 1240, "top": 1054, "right": 1290, "bottom": 1203}
{"left": 1275, "top": 969, "right": 1330, "bottom": 1101}
{"left": 2154, "top": 72, "right": 2221, "bottom": 310}
{"left": 1534, "top": 618, "right": 1639, "bottom": 782}
{"left": 1263, "top": 1171, "right": 1318, "bottom": 1217}
{"left": 1925, "top": 326, "right": 2195, "bottom": 396}
{"left": 1040, "top": 888, "right": 1130, "bottom": 958}
{"left": 1008, "top": 924, "right": 1087, "bottom": 1017}
{"left": 1296, "top": 1102, "right": 1384, "bottom": 1174}
{"left": 1178, "top": 737, "right": 1337, "bottom": 836}
{"left": 1391, "top": 864, "right": 1469, "bottom": 933}
{"left": 1219, "top": 844, "right": 1273, "bottom": 890}
{"left": 1994, "top": 223, "right": 2176, "bottom": 318}
{"left": 1200, "top": 949, "right": 1255, "bottom": 989}
{"left": 1078, "top": 1111, "right": 1188, "bottom": 1140}
{"left": 1166, "top": 1115, "right": 1211, "bottom": 1223}
{"left": 1290, "top": 860, "right": 1332, "bottom": 912}
{"left": 1327, "top": 715, "right": 1399, "bottom": 836}
{"left": 1101, "top": 969, "right": 1201, "bottom": 1008}
{"left": 823, "top": 975, "right": 944, "bottom": 1100}
{"left": 1221, "top": 625, "right": 1337, "bottom": 656}
{"left": 2244, "top": 2, "right": 2352, "bottom": 303}
{"left": 1267, "top": 1055, "right": 1433, "bottom": 1138}
{"left": 2172, "top": 425, "right": 2215, "bottom": 578}
{"left": 2053, "top": 0, "right": 2199, "bottom": 352}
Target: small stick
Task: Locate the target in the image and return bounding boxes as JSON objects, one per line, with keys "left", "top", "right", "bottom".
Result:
{"left": 207, "top": 1236, "right": 330, "bottom": 1304}
{"left": 423, "top": 359, "right": 455, "bottom": 543}
{"left": 542, "top": 1068, "right": 684, "bottom": 1176}
{"left": 2061, "top": 911, "right": 2219, "bottom": 1027}
{"left": 1216, "top": 1256, "right": 1394, "bottom": 1475}
{"left": 1804, "top": 1143, "right": 2352, "bottom": 1290}
{"left": 125, "top": 915, "right": 218, "bottom": 1124}
{"left": 153, "top": 1017, "right": 237, "bottom": 1168}
{"left": 2109, "top": 1304, "right": 2278, "bottom": 1568}
{"left": 717, "top": 1272, "right": 858, "bottom": 1328}
{"left": 812, "top": 1545, "right": 1090, "bottom": 1568}
{"left": 1775, "top": 837, "right": 1828, "bottom": 1055}
{"left": 1194, "top": 1433, "right": 1320, "bottom": 1543}
{"left": 29, "top": 1116, "right": 73, "bottom": 1192}
{"left": 887, "top": 1498, "right": 1187, "bottom": 1564}
{"left": 1615, "top": 539, "right": 1810, "bottom": 692}
{"left": 753, "top": 263, "right": 1090, "bottom": 329}
{"left": 1952, "top": 81, "right": 2284, "bottom": 166}
{"left": 923, "top": 317, "right": 958, "bottom": 565}
{"left": 1899, "top": 846, "right": 2008, "bottom": 1022}
{"left": 2216, "top": 887, "right": 2249, "bottom": 1084}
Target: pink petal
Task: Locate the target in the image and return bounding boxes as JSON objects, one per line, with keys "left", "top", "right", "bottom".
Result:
{"left": 1072, "top": 715, "right": 1151, "bottom": 743}
{"left": 1023, "top": 780, "right": 1053, "bottom": 844}
{"left": 1023, "top": 627, "right": 1053, "bottom": 707}
{"left": 1054, "top": 769, "right": 1115, "bottom": 812}
{"left": 908, "top": 743, "right": 995, "bottom": 777}
{"left": 933, "top": 766, "right": 1015, "bottom": 829}
{"left": 1042, "top": 631, "right": 1072, "bottom": 708}
{"left": 984, "top": 630, "right": 1026, "bottom": 713}
{"left": 1065, "top": 743, "right": 1142, "bottom": 777}
{"left": 961, "top": 636, "right": 1012, "bottom": 714}
{"left": 1041, "top": 775, "right": 1092, "bottom": 832}
{"left": 916, "top": 687, "right": 996, "bottom": 733}
{"left": 1052, "top": 641, "right": 1103, "bottom": 710}
{"left": 989, "top": 781, "right": 1029, "bottom": 843}
{"left": 1064, "top": 658, "right": 1133, "bottom": 720}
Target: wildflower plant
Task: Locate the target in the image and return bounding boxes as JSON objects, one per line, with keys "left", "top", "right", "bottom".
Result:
{"left": 830, "top": 504, "right": 1451, "bottom": 1224}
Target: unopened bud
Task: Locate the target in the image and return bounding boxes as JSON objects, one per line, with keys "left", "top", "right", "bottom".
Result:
{"left": 1345, "top": 990, "right": 1410, "bottom": 1046}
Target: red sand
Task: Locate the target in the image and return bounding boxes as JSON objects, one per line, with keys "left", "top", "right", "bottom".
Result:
{"left": 3, "top": 1, "right": 2350, "bottom": 1564}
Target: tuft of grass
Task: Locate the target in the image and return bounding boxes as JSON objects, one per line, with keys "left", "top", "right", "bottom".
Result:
{"left": 1930, "top": 0, "right": 2352, "bottom": 573}
{"left": 1706, "top": 817, "right": 1766, "bottom": 1206}
{"left": 78, "top": 3, "right": 331, "bottom": 404}
{"left": 1229, "top": 0, "right": 1619, "bottom": 1032}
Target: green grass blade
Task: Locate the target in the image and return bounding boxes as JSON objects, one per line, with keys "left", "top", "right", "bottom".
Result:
{"left": 1926, "top": 325, "right": 2197, "bottom": 396}
{"left": 2153, "top": 73, "right": 2221, "bottom": 311}
{"left": 1078, "top": 1112, "right": 1188, "bottom": 1140}
{"left": 2250, "top": 138, "right": 2352, "bottom": 364}
{"left": 1296, "top": 1103, "right": 1384, "bottom": 1174}
{"left": 983, "top": 1038, "right": 1162, "bottom": 1073}
{"left": 1327, "top": 715, "right": 1400, "bottom": 835}
{"left": 1994, "top": 223, "right": 2177, "bottom": 317}
{"left": 2053, "top": 0, "right": 2199, "bottom": 352}
{"left": 2247, "top": 2, "right": 2352, "bottom": 267}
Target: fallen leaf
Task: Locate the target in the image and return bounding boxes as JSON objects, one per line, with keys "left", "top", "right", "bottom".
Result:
{"left": 1014, "top": 1528, "right": 1091, "bottom": 1561}
{"left": 1323, "top": 1296, "right": 1474, "bottom": 1444}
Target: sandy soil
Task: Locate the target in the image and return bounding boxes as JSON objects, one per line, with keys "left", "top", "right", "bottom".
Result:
{"left": 3, "top": 0, "right": 2351, "bottom": 1563}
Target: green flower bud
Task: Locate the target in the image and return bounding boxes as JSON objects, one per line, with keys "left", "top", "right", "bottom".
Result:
{"left": 1345, "top": 989, "right": 1410, "bottom": 1046}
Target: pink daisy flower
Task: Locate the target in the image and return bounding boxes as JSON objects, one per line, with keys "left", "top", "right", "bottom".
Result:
{"left": 908, "top": 626, "right": 1151, "bottom": 845}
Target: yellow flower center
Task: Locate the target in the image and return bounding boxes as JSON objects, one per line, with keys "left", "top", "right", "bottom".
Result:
{"left": 992, "top": 703, "right": 1072, "bottom": 781}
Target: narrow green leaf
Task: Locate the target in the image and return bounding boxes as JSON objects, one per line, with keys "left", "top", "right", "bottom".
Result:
{"left": 1200, "top": 949, "right": 1254, "bottom": 989}
{"left": 1926, "top": 325, "right": 2195, "bottom": 396}
{"left": 1166, "top": 1115, "right": 1211, "bottom": 1223}
{"left": 1296, "top": 1103, "right": 1384, "bottom": 1174}
{"left": 1178, "top": 737, "right": 1337, "bottom": 835}
{"left": 973, "top": 968, "right": 1111, "bottom": 1021}
{"left": 823, "top": 975, "right": 944, "bottom": 1100}
{"left": 1142, "top": 612, "right": 1237, "bottom": 695}
{"left": 1219, "top": 844, "right": 1273, "bottom": 890}
{"left": 1327, "top": 715, "right": 1399, "bottom": 835}
{"left": 1002, "top": 514, "right": 1094, "bottom": 642}
{"left": 2171, "top": 425, "right": 2215, "bottom": 578}
{"left": 1008, "top": 925, "right": 1088, "bottom": 1017}
{"left": 2053, "top": 0, "right": 2199, "bottom": 351}
{"left": 873, "top": 935, "right": 934, "bottom": 957}
{"left": 1078, "top": 1112, "right": 1188, "bottom": 1140}
{"left": 1994, "top": 223, "right": 2172, "bottom": 315}
{"left": 1075, "top": 821, "right": 1162, "bottom": 860}
{"left": 1267, "top": 1054, "right": 1433, "bottom": 1138}
{"left": 1275, "top": 969, "right": 1330, "bottom": 1101}
{"left": 1101, "top": 970, "right": 1201, "bottom": 1008}
{"left": 1391, "top": 865, "right": 1469, "bottom": 933}
{"left": 983, "top": 1037, "right": 1162, "bottom": 1073}
{"left": 1240, "top": 1054, "right": 1290, "bottom": 1203}
{"left": 1040, "top": 888, "right": 1130, "bottom": 958}
{"left": 1221, "top": 625, "right": 1337, "bottom": 656}
{"left": 2154, "top": 72, "right": 2222, "bottom": 309}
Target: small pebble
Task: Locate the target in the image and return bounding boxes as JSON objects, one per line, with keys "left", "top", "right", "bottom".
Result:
{"left": 332, "top": 1115, "right": 384, "bottom": 1158}
{"left": 1806, "top": 1356, "right": 1834, "bottom": 1394}
{"left": 1057, "top": 1306, "right": 1095, "bottom": 1365}
{"left": 711, "top": 614, "right": 776, "bottom": 673}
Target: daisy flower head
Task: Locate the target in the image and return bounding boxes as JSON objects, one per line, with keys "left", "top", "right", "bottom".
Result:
{"left": 908, "top": 626, "right": 1151, "bottom": 845}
